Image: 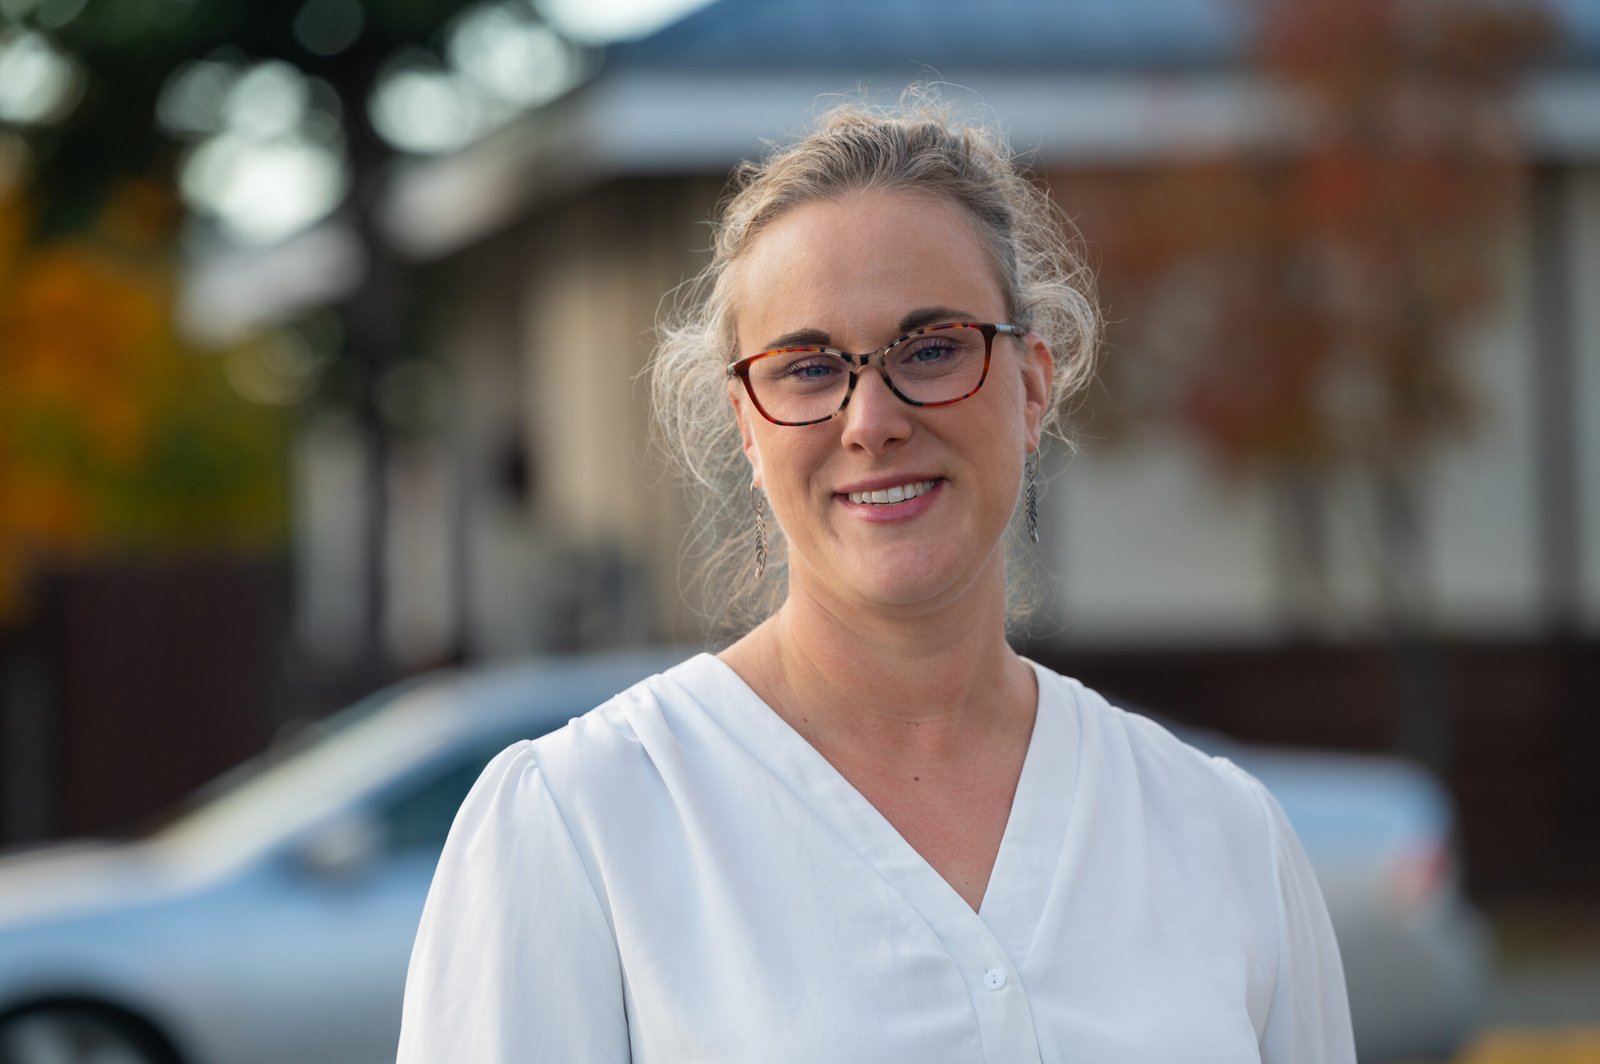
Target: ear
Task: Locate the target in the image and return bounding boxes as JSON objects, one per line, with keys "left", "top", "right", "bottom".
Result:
{"left": 727, "top": 376, "right": 765, "bottom": 489}
{"left": 1019, "top": 331, "right": 1055, "bottom": 453}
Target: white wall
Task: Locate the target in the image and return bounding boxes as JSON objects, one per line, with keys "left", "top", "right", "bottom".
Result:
{"left": 1051, "top": 433, "right": 1279, "bottom": 644}
{"left": 439, "top": 174, "right": 1595, "bottom": 651}
{"left": 1422, "top": 212, "right": 1544, "bottom": 634}
{"left": 292, "top": 411, "right": 367, "bottom": 664}
{"left": 1573, "top": 169, "right": 1600, "bottom": 633}
{"left": 1048, "top": 177, "right": 1596, "bottom": 645}
{"left": 518, "top": 183, "right": 709, "bottom": 646}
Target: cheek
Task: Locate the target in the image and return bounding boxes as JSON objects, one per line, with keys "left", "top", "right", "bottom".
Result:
{"left": 750, "top": 430, "right": 815, "bottom": 508}
{"left": 969, "top": 381, "right": 1030, "bottom": 452}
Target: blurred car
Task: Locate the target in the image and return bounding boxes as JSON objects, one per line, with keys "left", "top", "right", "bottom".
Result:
{"left": 1169, "top": 720, "right": 1493, "bottom": 1061}
{"left": 0, "top": 649, "right": 1489, "bottom": 1064}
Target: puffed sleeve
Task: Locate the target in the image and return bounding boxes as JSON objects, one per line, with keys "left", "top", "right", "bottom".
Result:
{"left": 1249, "top": 774, "right": 1357, "bottom": 1064}
{"left": 397, "top": 741, "right": 630, "bottom": 1063}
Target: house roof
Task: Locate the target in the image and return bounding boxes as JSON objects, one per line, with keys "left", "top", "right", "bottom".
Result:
{"left": 607, "top": 0, "right": 1599, "bottom": 73}
{"left": 384, "top": 0, "right": 1600, "bottom": 260}
{"left": 194, "top": 0, "right": 1599, "bottom": 331}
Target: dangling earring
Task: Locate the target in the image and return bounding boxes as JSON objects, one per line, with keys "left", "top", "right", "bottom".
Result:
{"left": 1025, "top": 452, "right": 1040, "bottom": 544}
{"left": 752, "top": 482, "right": 769, "bottom": 578}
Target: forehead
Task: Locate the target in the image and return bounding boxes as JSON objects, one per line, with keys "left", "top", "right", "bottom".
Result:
{"left": 729, "top": 190, "right": 1007, "bottom": 350}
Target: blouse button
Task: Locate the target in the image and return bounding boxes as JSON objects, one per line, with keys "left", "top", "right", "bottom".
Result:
{"left": 983, "top": 967, "right": 1008, "bottom": 990}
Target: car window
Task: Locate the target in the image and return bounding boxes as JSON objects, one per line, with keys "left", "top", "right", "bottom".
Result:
{"left": 376, "top": 736, "right": 531, "bottom": 853}
{"left": 135, "top": 678, "right": 437, "bottom": 840}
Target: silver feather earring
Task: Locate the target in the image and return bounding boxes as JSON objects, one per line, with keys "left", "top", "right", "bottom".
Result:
{"left": 752, "top": 483, "right": 769, "bottom": 578}
{"left": 1025, "top": 453, "right": 1040, "bottom": 544}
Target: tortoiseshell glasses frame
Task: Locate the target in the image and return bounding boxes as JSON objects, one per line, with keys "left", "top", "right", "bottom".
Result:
{"left": 726, "top": 321, "right": 1025, "bottom": 427}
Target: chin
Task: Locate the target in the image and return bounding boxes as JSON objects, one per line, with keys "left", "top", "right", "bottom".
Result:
{"left": 798, "top": 532, "right": 1004, "bottom": 612}
{"left": 843, "top": 557, "right": 980, "bottom": 612}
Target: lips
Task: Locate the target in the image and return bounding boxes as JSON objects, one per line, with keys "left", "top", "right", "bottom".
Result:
{"left": 834, "top": 477, "right": 944, "bottom": 521}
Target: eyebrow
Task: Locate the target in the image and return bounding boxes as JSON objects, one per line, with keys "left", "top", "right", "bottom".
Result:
{"left": 758, "top": 307, "right": 977, "bottom": 353}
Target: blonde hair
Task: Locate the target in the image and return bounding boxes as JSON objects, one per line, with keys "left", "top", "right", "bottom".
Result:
{"left": 651, "top": 89, "right": 1100, "bottom": 635}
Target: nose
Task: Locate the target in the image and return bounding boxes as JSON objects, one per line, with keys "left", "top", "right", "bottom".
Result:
{"left": 837, "top": 365, "right": 912, "bottom": 453}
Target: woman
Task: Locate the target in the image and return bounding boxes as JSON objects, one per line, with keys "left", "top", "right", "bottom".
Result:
{"left": 398, "top": 96, "right": 1355, "bottom": 1063}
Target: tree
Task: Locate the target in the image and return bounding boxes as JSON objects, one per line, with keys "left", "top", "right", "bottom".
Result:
{"left": 1091, "top": 0, "right": 1550, "bottom": 628}
{"left": 1081, "top": 0, "right": 1552, "bottom": 761}
{"left": 0, "top": 176, "right": 289, "bottom": 622}
{"left": 1, "top": 0, "right": 581, "bottom": 676}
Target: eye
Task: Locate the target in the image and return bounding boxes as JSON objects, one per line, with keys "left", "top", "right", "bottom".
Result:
{"left": 750, "top": 350, "right": 847, "bottom": 390}
{"left": 892, "top": 336, "right": 967, "bottom": 372}
{"left": 905, "top": 340, "right": 959, "bottom": 363}
{"left": 784, "top": 357, "right": 843, "bottom": 379}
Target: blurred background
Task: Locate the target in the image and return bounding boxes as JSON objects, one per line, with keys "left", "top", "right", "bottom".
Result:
{"left": 0, "top": 0, "right": 1597, "bottom": 1060}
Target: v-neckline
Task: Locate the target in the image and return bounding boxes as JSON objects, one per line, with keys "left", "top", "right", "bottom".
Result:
{"left": 675, "top": 653, "right": 1080, "bottom": 973}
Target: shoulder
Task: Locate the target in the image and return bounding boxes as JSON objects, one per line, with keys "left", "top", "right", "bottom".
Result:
{"left": 524, "top": 651, "right": 722, "bottom": 782}
{"left": 1030, "top": 663, "right": 1298, "bottom": 969}
{"left": 493, "top": 652, "right": 744, "bottom": 847}
{"left": 1030, "top": 662, "right": 1275, "bottom": 836}
{"left": 447, "top": 653, "right": 733, "bottom": 894}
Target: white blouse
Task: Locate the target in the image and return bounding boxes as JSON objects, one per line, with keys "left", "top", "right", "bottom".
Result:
{"left": 398, "top": 653, "right": 1355, "bottom": 1063}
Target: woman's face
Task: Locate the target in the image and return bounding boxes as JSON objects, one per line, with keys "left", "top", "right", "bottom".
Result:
{"left": 727, "top": 189, "right": 1054, "bottom": 617}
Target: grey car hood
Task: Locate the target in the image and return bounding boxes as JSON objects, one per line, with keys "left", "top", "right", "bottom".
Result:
{"left": 0, "top": 839, "right": 177, "bottom": 927}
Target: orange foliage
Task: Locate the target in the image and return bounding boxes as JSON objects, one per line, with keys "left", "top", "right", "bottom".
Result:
{"left": 1081, "top": 0, "right": 1552, "bottom": 475}
{"left": 0, "top": 180, "right": 289, "bottom": 624}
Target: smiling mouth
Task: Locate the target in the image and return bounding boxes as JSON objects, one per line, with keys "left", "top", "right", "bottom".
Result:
{"left": 844, "top": 479, "right": 939, "bottom": 505}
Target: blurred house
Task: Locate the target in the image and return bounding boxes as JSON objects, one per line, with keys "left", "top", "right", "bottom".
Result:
{"left": 352, "top": 0, "right": 1600, "bottom": 653}
{"left": 199, "top": 0, "right": 1600, "bottom": 896}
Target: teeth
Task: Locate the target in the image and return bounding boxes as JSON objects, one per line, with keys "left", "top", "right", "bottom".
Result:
{"left": 847, "top": 480, "right": 936, "bottom": 505}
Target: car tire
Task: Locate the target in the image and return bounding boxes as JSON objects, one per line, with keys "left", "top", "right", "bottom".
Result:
{"left": 0, "top": 1003, "right": 180, "bottom": 1064}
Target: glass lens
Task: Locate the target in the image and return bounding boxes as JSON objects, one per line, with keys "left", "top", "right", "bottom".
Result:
{"left": 747, "top": 349, "right": 850, "bottom": 423}
{"left": 887, "top": 325, "right": 987, "bottom": 402}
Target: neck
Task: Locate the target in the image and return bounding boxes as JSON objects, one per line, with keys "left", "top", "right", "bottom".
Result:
{"left": 725, "top": 560, "right": 1034, "bottom": 768}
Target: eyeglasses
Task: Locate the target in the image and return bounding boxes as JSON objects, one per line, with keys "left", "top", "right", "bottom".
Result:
{"left": 727, "top": 322, "right": 1024, "bottom": 427}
